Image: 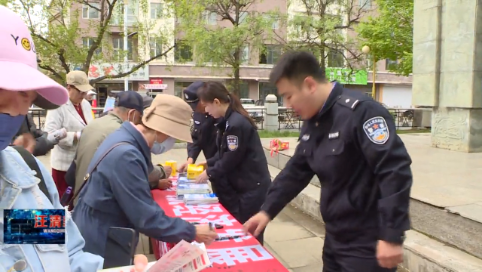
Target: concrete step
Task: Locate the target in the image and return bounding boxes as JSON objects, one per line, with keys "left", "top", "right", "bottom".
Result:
{"left": 266, "top": 164, "right": 482, "bottom": 272}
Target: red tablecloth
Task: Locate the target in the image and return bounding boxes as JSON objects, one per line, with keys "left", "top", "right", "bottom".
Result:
{"left": 150, "top": 178, "right": 288, "bottom": 272}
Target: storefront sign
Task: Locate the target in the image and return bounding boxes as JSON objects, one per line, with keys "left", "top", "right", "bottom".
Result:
{"left": 143, "top": 84, "right": 167, "bottom": 89}
{"left": 325, "top": 68, "right": 368, "bottom": 85}
{"left": 88, "top": 63, "right": 149, "bottom": 81}
{"left": 150, "top": 78, "right": 163, "bottom": 84}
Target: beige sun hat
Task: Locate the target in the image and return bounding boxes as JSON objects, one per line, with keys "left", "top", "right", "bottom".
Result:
{"left": 142, "top": 94, "right": 193, "bottom": 143}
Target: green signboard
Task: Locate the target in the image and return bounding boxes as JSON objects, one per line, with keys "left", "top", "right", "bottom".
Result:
{"left": 325, "top": 67, "right": 368, "bottom": 85}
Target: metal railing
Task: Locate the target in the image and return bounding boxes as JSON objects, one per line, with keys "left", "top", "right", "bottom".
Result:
{"left": 29, "top": 106, "right": 429, "bottom": 132}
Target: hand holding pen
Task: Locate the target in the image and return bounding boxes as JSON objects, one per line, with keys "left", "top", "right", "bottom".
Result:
{"left": 193, "top": 223, "right": 218, "bottom": 246}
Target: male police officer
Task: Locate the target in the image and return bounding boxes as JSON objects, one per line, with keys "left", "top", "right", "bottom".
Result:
{"left": 178, "top": 81, "right": 218, "bottom": 173}
{"left": 243, "top": 51, "right": 412, "bottom": 272}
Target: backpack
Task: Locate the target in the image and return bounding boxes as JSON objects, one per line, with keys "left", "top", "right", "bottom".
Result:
{"left": 12, "top": 146, "right": 53, "bottom": 204}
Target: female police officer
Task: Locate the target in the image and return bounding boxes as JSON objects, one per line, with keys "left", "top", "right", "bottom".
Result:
{"left": 195, "top": 82, "right": 271, "bottom": 245}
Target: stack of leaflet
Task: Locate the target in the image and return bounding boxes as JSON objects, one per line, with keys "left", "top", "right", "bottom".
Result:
{"left": 176, "top": 183, "right": 211, "bottom": 199}
{"left": 184, "top": 193, "right": 219, "bottom": 205}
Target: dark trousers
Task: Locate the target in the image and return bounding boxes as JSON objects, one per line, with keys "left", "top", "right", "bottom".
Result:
{"left": 322, "top": 234, "right": 397, "bottom": 272}
{"left": 52, "top": 169, "right": 68, "bottom": 198}
{"left": 213, "top": 178, "right": 268, "bottom": 245}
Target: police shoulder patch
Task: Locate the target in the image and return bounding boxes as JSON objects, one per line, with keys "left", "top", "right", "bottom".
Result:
{"left": 226, "top": 135, "right": 238, "bottom": 151}
{"left": 363, "top": 116, "right": 389, "bottom": 144}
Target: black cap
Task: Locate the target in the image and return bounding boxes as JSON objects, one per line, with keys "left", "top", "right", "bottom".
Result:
{"left": 114, "top": 91, "right": 144, "bottom": 114}
{"left": 183, "top": 81, "right": 204, "bottom": 110}
{"left": 141, "top": 94, "right": 154, "bottom": 109}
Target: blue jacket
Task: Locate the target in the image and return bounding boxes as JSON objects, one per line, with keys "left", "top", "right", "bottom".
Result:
{"left": 0, "top": 147, "right": 103, "bottom": 272}
{"left": 73, "top": 122, "right": 196, "bottom": 257}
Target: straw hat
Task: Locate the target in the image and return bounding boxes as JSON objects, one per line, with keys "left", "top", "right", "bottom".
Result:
{"left": 142, "top": 94, "right": 193, "bottom": 143}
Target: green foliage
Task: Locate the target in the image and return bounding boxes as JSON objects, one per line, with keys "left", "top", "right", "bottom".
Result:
{"left": 276, "top": 0, "right": 367, "bottom": 70}
{"left": 356, "top": 0, "right": 414, "bottom": 76}
{"left": 168, "top": 0, "right": 276, "bottom": 95}
{"left": 4, "top": 0, "right": 174, "bottom": 84}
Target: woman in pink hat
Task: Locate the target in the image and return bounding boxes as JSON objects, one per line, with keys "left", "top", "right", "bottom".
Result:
{"left": 0, "top": 6, "right": 148, "bottom": 272}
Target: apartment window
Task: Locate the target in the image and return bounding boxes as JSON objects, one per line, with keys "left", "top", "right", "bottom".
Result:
{"left": 327, "top": 49, "right": 344, "bottom": 67}
{"left": 239, "top": 81, "right": 249, "bottom": 98}
{"left": 386, "top": 59, "right": 398, "bottom": 70}
{"left": 232, "top": 45, "right": 249, "bottom": 64}
{"left": 150, "top": 3, "right": 163, "bottom": 19}
{"left": 360, "top": 0, "right": 371, "bottom": 9}
{"left": 149, "top": 38, "right": 162, "bottom": 58}
{"left": 203, "top": 11, "right": 217, "bottom": 25}
{"left": 82, "top": 37, "right": 101, "bottom": 54}
{"left": 239, "top": 11, "right": 248, "bottom": 24}
{"left": 259, "top": 45, "right": 282, "bottom": 65}
{"left": 126, "top": 4, "right": 138, "bottom": 25}
{"left": 263, "top": 15, "right": 279, "bottom": 30}
{"left": 82, "top": 3, "right": 100, "bottom": 19}
{"left": 241, "top": 45, "right": 249, "bottom": 64}
{"left": 174, "top": 40, "right": 193, "bottom": 62}
{"left": 112, "top": 37, "right": 133, "bottom": 61}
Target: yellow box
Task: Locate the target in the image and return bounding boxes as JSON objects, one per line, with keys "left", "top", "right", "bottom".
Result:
{"left": 164, "top": 160, "right": 177, "bottom": 177}
{"left": 187, "top": 164, "right": 204, "bottom": 180}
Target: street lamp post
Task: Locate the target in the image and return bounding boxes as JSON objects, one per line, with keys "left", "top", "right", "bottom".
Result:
{"left": 362, "top": 45, "right": 376, "bottom": 100}
{"left": 123, "top": 0, "right": 129, "bottom": 91}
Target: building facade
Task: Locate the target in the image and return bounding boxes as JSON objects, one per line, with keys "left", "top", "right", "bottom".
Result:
{"left": 76, "top": 0, "right": 412, "bottom": 108}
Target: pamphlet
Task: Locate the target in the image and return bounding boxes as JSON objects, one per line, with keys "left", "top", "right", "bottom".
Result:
{"left": 97, "top": 241, "right": 211, "bottom": 272}
{"left": 183, "top": 194, "right": 219, "bottom": 205}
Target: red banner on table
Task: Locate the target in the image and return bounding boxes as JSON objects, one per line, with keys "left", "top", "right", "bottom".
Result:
{"left": 151, "top": 178, "right": 288, "bottom": 272}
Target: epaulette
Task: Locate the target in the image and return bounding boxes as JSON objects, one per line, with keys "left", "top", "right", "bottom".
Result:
{"left": 336, "top": 94, "right": 362, "bottom": 110}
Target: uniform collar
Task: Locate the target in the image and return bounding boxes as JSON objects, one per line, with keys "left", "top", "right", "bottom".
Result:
{"left": 311, "top": 82, "right": 343, "bottom": 121}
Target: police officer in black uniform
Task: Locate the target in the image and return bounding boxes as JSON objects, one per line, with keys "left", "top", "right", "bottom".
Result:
{"left": 243, "top": 51, "right": 412, "bottom": 271}
{"left": 194, "top": 81, "right": 271, "bottom": 245}
{"left": 178, "top": 82, "right": 218, "bottom": 174}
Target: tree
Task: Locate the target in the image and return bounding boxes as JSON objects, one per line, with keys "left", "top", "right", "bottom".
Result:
{"left": 169, "top": 0, "right": 276, "bottom": 95}
{"left": 356, "top": 0, "right": 413, "bottom": 76}
{"left": 274, "top": 0, "right": 369, "bottom": 71}
{"left": 3, "top": 0, "right": 175, "bottom": 84}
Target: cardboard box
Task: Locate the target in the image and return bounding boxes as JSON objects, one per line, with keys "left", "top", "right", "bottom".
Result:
{"left": 165, "top": 161, "right": 177, "bottom": 177}
{"left": 187, "top": 164, "right": 203, "bottom": 180}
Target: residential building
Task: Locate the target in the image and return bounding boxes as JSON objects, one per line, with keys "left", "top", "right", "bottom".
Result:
{"left": 75, "top": 0, "right": 411, "bottom": 108}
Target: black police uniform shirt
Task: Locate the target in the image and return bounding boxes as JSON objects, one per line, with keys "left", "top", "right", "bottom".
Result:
{"left": 260, "top": 83, "right": 412, "bottom": 245}
{"left": 206, "top": 107, "right": 271, "bottom": 194}
{"left": 187, "top": 112, "right": 218, "bottom": 162}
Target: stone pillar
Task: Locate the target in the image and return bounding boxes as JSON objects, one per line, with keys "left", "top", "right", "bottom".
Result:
{"left": 412, "top": 0, "right": 482, "bottom": 152}
{"left": 264, "top": 94, "right": 279, "bottom": 131}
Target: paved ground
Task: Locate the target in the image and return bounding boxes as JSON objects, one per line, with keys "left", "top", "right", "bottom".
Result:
{"left": 37, "top": 149, "right": 327, "bottom": 271}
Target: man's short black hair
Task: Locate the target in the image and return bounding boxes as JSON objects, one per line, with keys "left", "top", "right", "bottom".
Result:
{"left": 269, "top": 51, "right": 326, "bottom": 85}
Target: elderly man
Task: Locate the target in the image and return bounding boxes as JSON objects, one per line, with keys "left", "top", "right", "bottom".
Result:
{"left": 70, "top": 91, "right": 171, "bottom": 208}
{"left": 72, "top": 94, "right": 218, "bottom": 257}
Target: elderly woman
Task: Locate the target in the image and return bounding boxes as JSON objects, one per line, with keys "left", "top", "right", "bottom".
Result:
{"left": 45, "top": 70, "right": 94, "bottom": 197}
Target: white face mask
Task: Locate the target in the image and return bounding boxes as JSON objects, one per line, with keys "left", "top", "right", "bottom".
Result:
{"left": 127, "top": 110, "right": 137, "bottom": 123}
{"left": 151, "top": 136, "right": 176, "bottom": 155}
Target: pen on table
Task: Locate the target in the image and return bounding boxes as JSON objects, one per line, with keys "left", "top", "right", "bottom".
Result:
{"left": 215, "top": 235, "right": 245, "bottom": 241}
{"left": 192, "top": 222, "right": 223, "bottom": 229}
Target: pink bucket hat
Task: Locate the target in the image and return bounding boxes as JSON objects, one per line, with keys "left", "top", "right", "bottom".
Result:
{"left": 0, "top": 6, "right": 68, "bottom": 109}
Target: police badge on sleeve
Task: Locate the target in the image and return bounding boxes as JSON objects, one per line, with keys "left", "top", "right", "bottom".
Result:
{"left": 226, "top": 135, "right": 238, "bottom": 151}
{"left": 363, "top": 116, "right": 389, "bottom": 144}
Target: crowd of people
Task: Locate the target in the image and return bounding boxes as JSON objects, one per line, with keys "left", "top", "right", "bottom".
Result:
{"left": 1, "top": 4, "right": 414, "bottom": 272}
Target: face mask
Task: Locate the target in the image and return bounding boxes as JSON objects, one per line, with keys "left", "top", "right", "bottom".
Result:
{"left": 151, "top": 136, "right": 176, "bottom": 155}
{"left": 127, "top": 110, "right": 137, "bottom": 123}
{"left": 0, "top": 114, "right": 25, "bottom": 151}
